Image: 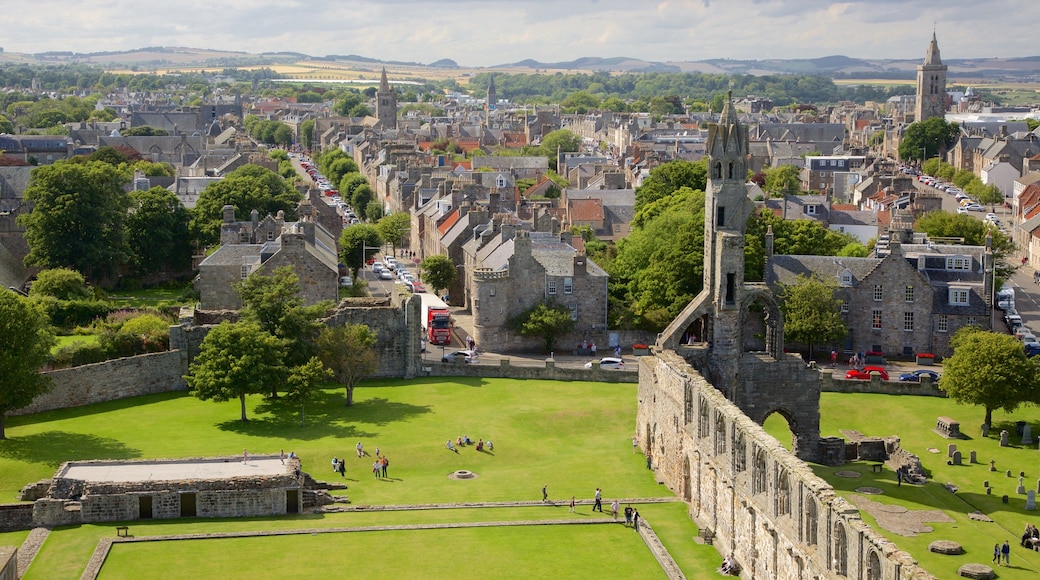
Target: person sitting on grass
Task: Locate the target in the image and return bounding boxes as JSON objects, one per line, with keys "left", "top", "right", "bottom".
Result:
{"left": 718, "top": 555, "right": 734, "bottom": 575}
{"left": 446, "top": 440, "right": 458, "bottom": 453}
{"left": 476, "top": 439, "right": 484, "bottom": 452}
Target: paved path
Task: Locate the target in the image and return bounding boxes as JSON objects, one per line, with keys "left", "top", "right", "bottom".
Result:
{"left": 17, "top": 527, "right": 49, "bottom": 578}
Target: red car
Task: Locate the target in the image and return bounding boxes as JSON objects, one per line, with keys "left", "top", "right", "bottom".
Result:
{"left": 845, "top": 366, "right": 889, "bottom": 381}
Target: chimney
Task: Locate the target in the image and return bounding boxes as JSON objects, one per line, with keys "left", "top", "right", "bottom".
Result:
{"left": 223, "top": 205, "right": 236, "bottom": 224}
{"left": 573, "top": 254, "right": 587, "bottom": 275}
{"left": 561, "top": 231, "right": 574, "bottom": 247}
{"left": 251, "top": 208, "right": 259, "bottom": 231}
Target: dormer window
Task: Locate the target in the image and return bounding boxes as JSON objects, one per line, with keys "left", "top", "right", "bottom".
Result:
{"left": 946, "top": 256, "right": 970, "bottom": 271}
{"left": 839, "top": 269, "right": 853, "bottom": 287}
{"left": 805, "top": 205, "right": 818, "bottom": 215}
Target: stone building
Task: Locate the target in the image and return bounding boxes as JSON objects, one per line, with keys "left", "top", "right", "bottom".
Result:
{"left": 376, "top": 68, "right": 397, "bottom": 130}
{"left": 195, "top": 200, "right": 339, "bottom": 310}
{"left": 915, "top": 33, "right": 948, "bottom": 122}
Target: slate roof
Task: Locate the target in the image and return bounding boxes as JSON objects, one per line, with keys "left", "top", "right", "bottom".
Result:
{"left": 199, "top": 244, "right": 263, "bottom": 267}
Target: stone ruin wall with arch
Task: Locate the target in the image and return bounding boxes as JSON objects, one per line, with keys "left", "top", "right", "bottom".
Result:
{"left": 637, "top": 348, "right": 933, "bottom": 580}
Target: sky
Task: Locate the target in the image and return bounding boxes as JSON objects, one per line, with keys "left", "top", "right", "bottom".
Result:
{"left": 4, "top": 0, "right": 1038, "bottom": 67}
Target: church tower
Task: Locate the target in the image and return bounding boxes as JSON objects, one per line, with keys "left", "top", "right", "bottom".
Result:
{"left": 485, "top": 74, "right": 496, "bottom": 126}
{"left": 376, "top": 67, "right": 397, "bottom": 129}
{"left": 915, "top": 32, "right": 948, "bottom": 122}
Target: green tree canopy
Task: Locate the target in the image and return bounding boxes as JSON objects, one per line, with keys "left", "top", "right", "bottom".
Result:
{"left": 191, "top": 164, "right": 300, "bottom": 247}
{"left": 778, "top": 273, "right": 848, "bottom": 359}
{"left": 762, "top": 165, "right": 802, "bottom": 196}
{"left": 375, "top": 213, "right": 410, "bottom": 255}
{"left": 914, "top": 211, "right": 1017, "bottom": 279}
{"left": 125, "top": 187, "right": 192, "bottom": 277}
{"left": 317, "top": 324, "right": 378, "bottom": 406}
{"left": 939, "top": 327, "right": 1040, "bottom": 426}
{"left": 509, "top": 302, "right": 576, "bottom": 353}
{"left": 898, "top": 117, "right": 960, "bottom": 162}
{"left": 420, "top": 254, "right": 457, "bottom": 296}
{"left": 185, "top": 321, "right": 289, "bottom": 421}
{"left": 28, "top": 268, "right": 91, "bottom": 300}
{"left": 0, "top": 290, "right": 55, "bottom": 438}
{"left": 634, "top": 159, "right": 708, "bottom": 212}
{"left": 18, "top": 159, "right": 131, "bottom": 283}
{"left": 339, "top": 225, "right": 383, "bottom": 278}
{"left": 284, "top": 356, "right": 332, "bottom": 426}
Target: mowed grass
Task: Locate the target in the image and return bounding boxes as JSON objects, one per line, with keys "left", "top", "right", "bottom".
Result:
{"left": 767, "top": 392, "right": 1040, "bottom": 579}
{"left": 3, "top": 377, "right": 721, "bottom": 578}
{"left": 51, "top": 334, "right": 98, "bottom": 353}
{"left": 98, "top": 524, "right": 664, "bottom": 580}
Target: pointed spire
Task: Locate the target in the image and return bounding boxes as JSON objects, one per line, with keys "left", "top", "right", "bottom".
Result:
{"left": 924, "top": 32, "right": 942, "bottom": 66}
{"left": 379, "top": 67, "right": 390, "bottom": 91}
{"left": 488, "top": 73, "right": 496, "bottom": 93}
{"left": 719, "top": 90, "right": 738, "bottom": 125}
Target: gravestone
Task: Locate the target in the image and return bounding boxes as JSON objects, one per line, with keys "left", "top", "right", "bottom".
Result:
{"left": 1028, "top": 490, "right": 1037, "bottom": 510}
{"left": 987, "top": 487, "right": 992, "bottom": 495}
{"left": 1000, "top": 430, "right": 1009, "bottom": 446}
{"left": 989, "top": 460, "right": 996, "bottom": 472}
{"left": 981, "top": 423, "right": 990, "bottom": 437}
{"left": 1002, "top": 494, "right": 1009, "bottom": 503}
{"left": 1007, "top": 469, "right": 1013, "bottom": 477}
{"left": 970, "top": 450, "right": 977, "bottom": 463}
{"left": 1037, "top": 479, "right": 1040, "bottom": 493}
{"left": 1023, "top": 424, "right": 1033, "bottom": 445}
{"left": 983, "top": 480, "right": 989, "bottom": 488}
{"left": 952, "top": 451, "right": 962, "bottom": 465}
{"left": 948, "top": 443, "right": 958, "bottom": 457}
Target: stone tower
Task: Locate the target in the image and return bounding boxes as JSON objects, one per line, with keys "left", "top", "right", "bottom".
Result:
{"left": 485, "top": 74, "right": 496, "bottom": 126}
{"left": 657, "top": 92, "right": 820, "bottom": 460}
{"left": 915, "top": 32, "right": 947, "bottom": 122}
{"left": 376, "top": 67, "right": 397, "bottom": 129}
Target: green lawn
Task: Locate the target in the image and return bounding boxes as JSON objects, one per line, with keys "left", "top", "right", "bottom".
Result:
{"left": 104, "top": 286, "right": 192, "bottom": 308}
{"left": 51, "top": 334, "right": 98, "bottom": 354}
{"left": 3, "top": 378, "right": 719, "bottom": 578}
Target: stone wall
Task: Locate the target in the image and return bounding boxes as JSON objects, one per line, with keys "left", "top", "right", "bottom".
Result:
{"left": 324, "top": 295, "right": 422, "bottom": 379}
{"left": 12, "top": 351, "right": 186, "bottom": 416}
{"left": 636, "top": 349, "right": 933, "bottom": 580}
{"left": 820, "top": 370, "right": 945, "bottom": 397}
{"left": 425, "top": 358, "right": 637, "bottom": 383}
{"left": 0, "top": 504, "right": 33, "bottom": 532}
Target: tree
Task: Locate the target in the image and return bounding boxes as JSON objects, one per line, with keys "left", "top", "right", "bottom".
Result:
{"left": 338, "top": 225, "right": 383, "bottom": 277}
{"left": 351, "top": 184, "right": 375, "bottom": 220}
{"left": 778, "top": 273, "right": 848, "bottom": 360}
{"left": 536, "top": 129, "right": 581, "bottom": 171}
{"left": 317, "top": 324, "right": 377, "bottom": 406}
{"left": 376, "top": 212, "right": 410, "bottom": 254}
{"left": 915, "top": 211, "right": 1017, "bottom": 279}
{"left": 236, "top": 266, "right": 331, "bottom": 373}
{"left": 285, "top": 356, "right": 332, "bottom": 425}
{"left": 185, "top": 322, "right": 288, "bottom": 421}
{"left": 18, "top": 160, "right": 131, "bottom": 283}
{"left": 763, "top": 165, "right": 802, "bottom": 196}
{"left": 898, "top": 117, "right": 960, "bottom": 162}
{"left": 0, "top": 290, "right": 55, "bottom": 439}
{"left": 509, "top": 302, "right": 576, "bottom": 353}
{"left": 300, "top": 119, "right": 315, "bottom": 151}
{"left": 190, "top": 164, "right": 300, "bottom": 247}
{"left": 420, "top": 254, "right": 457, "bottom": 296}
{"left": 633, "top": 159, "right": 707, "bottom": 212}
{"left": 28, "top": 268, "right": 91, "bottom": 300}
{"left": 125, "top": 187, "right": 192, "bottom": 277}
{"left": 939, "top": 327, "right": 1040, "bottom": 427}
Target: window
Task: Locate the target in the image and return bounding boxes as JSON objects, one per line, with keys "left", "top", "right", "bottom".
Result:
{"left": 715, "top": 413, "right": 726, "bottom": 455}
{"left": 733, "top": 431, "right": 747, "bottom": 472}
{"left": 698, "top": 399, "right": 710, "bottom": 438}
{"left": 904, "top": 312, "right": 914, "bottom": 332}
{"left": 725, "top": 273, "right": 735, "bottom": 305}
{"left": 873, "top": 284, "right": 883, "bottom": 301}
{"left": 776, "top": 468, "right": 791, "bottom": 516}
{"left": 841, "top": 300, "right": 849, "bottom": 313}
{"left": 905, "top": 286, "right": 914, "bottom": 302}
{"left": 267, "top": 230, "right": 275, "bottom": 241}
{"left": 968, "top": 316, "right": 977, "bottom": 327}
{"left": 937, "top": 314, "right": 948, "bottom": 333}
{"left": 805, "top": 205, "right": 817, "bottom": 215}
{"left": 547, "top": 279, "right": 557, "bottom": 295}
{"left": 752, "top": 448, "right": 768, "bottom": 495}
{"left": 240, "top": 265, "right": 249, "bottom": 279}
{"left": 871, "top": 310, "right": 882, "bottom": 330}
{"left": 563, "top": 277, "right": 573, "bottom": 295}
{"left": 805, "top": 498, "right": 818, "bottom": 546}
{"left": 946, "top": 257, "right": 970, "bottom": 271}
{"left": 840, "top": 270, "right": 852, "bottom": 286}
{"left": 716, "top": 206, "right": 725, "bottom": 226}
{"left": 950, "top": 288, "right": 969, "bottom": 305}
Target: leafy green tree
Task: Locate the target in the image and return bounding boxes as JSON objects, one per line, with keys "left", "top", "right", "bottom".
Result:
{"left": 334, "top": 92, "right": 364, "bottom": 116}
{"left": 191, "top": 164, "right": 300, "bottom": 247}
{"left": 351, "top": 184, "right": 375, "bottom": 219}
{"left": 121, "top": 126, "right": 168, "bottom": 137}
{"left": 634, "top": 159, "right": 707, "bottom": 213}
{"left": 836, "top": 242, "right": 869, "bottom": 257}
{"left": 915, "top": 211, "right": 1017, "bottom": 278}
{"left": 236, "top": 266, "right": 332, "bottom": 375}
{"left": 509, "top": 302, "right": 576, "bottom": 353}
{"left": 376, "top": 212, "right": 410, "bottom": 255}
{"left": 966, "top": 180, "right": 1003, "bottom": 208}
{"left": 285, "top": 356, "right": 332, "bottom": 425}
{"left": 898, "top": 117, "right": 960, "bottom": 162}
{"left": 366, "top": 202, "right": 384, "bottom": 222}
{"left": 317, "top": 324, "right": 378, "bottom": 406}
{"left": 185, "top": 321, "right": 288, "bottom": 421}
{"left": 0, "top": 290, "right": 55, "bottom": 438}
{"left": 18, "top": 160, "right": 131, "bottom": 283}
{"left": 340, "top": 173, "right": 368, "bottom": 199}
{"left": 125, "top": 187, "right": 192, "bottom": 277}
{"left": 561, "top": 91, "right": 601, "bottom": 114}
{"left": 763, "top": 165, "right": 802, "bottom": 196}
{"left": 939, "top": 327, "right": 1040, "bottom": 426}
{"left": 420, "top": 254, "right": 457, "bottom": 296}
{"left": 339, "top": 225, "right": 383, "bottom": 278}
{"left": 300, "top": 119, "right": 315, "bottom": 151}
{"left": 0, "top": 115, "right": 13, "bottom": 134}
{"left": 952, "top": 169, "right": 975, "bottom": 188}
{"left": 777, "top": 273, "right": 848, "bottom": 360}
{"left": 533, "top": 129, "right": 581, "bottom": 171}
{"left": 29, "top": 268, "right": 91, "bottom": 300}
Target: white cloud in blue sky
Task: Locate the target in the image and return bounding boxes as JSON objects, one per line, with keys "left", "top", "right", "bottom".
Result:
{"left": 4, "top": 1, "right": 1037, "bottom": 66}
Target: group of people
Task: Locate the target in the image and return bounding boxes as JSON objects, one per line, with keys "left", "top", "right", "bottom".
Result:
{"left": 993, "top": 540, "right": 1012, "bottom": 566}
{"left": 1021, "top": 523, "right": 1040, "bottom": 550}
{"left": 446, "top": 435, "right": 492, "bottom": 453}
{"left": 718, "top": 554, "right": 736, "bottom": 575}
{"left": 332, "top": 451, "right": 390, "bottom": 479}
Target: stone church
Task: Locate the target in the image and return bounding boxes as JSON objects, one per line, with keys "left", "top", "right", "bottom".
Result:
{"left": 637, "top": 94, "right": 933, "bottom": 579}
{"left": 915, "top": 33, "right": 948, "bottom": 122}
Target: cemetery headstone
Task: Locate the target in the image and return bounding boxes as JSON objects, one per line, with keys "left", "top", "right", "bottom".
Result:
{"left": 1028, "top": 490, "right": 1037, "bottom": 511}
{"left": 970, "top": 450, "right": 977, "bottom": 463}
{"left": 1023, "top": 424, "right": 1033, "bottom": 445}
{"left": 952, "top": 451, "right": 962, "bottom": 465}
{"left": 947, "top": 443, "right": 957, "bottom": 457}
{"left": 981, "top": 423, "right": 990, "bottom": 437}
{"left": 1000, "top": 430, "right": 1009, "bottom": 446}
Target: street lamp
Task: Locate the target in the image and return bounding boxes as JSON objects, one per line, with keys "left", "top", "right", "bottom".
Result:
{"left": 920, "top": 147, "right": 927, "bottom": 168}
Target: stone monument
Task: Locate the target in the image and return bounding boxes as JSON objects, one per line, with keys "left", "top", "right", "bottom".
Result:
{"left": 1000, "top": 430, "right": 1009, "bottom": 446}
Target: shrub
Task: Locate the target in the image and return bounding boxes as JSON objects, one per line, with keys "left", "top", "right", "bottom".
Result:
{"left": 33, "top": 296, "right": 111, "bottom": 329}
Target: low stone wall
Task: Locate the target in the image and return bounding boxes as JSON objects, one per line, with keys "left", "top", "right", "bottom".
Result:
{"left": 12, "top": 351, "right": 186, "bottom": 416}
{"left": 424, "top": 359, "right": 638, "bottom": 383}
{"left": 820, "top": 370, "right": 945, "bottom": 397}
{"left": 0, "top": 504, "right": 33, "bottom": 532}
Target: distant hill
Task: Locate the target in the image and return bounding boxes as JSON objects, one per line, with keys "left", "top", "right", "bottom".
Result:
{"left": 2, "top": 47, "right": 1038, "bottom": 82}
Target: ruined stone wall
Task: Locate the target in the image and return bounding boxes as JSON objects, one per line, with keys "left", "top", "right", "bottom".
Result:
{"left": 0, "top": 505, "right": 33, "bottom": 532}
{"left": 820, "top": 370, "right": 945, "bottom": 397}
{"left": 425, "top": 359, "right": 637, "bottom": 383}
{"left": 12, "top": 351, "right": 186, "bottom": 416}
{"left": 324, "top": 295, "right": 421, "bottom": 379}
{"left": 637, "top": 349, "right": 933, "bottom": 580}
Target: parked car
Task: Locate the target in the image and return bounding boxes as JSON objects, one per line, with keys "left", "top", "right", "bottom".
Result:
{"left": 379, "top": 270, "right": 394, "bottom": 280}
{"left": 372, "top": 262, "right": 384, "bottom": 273}
{"left": 442, "top": 350, "right": 477, "bottom": 363}
{"left": 408, "top": 282, "right": 426, "bottom": 293}
{"left": 964, "top": 204, "right": 984, "bottom": 212}
{"left": 584, "top": 357, "right": 625, "bottom": 370}
{"left": 898, "top": 369, "right": 940, "bottom": 382}
{"left": 339, "top": 276, "right": 352, "bottom": 287}
{"left": 845, "top": 366, "right": 889, "bottom": 380}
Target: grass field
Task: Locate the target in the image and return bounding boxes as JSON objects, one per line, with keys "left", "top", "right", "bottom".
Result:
{"left": 3, "top": 378, "right": 724, "bottom": 578}
{"left": 51, "top": 334, "right": 98, "bottom": 353}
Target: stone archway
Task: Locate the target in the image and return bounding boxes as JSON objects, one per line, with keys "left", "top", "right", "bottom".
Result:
{"left": 762, "top": 408, "right": 799, "bottom": 452}
{"left": 740, "top": 287, "right": 784, "bottom": 359}
{"left": 866, "top": 550, "right": 882, "bottom": 580}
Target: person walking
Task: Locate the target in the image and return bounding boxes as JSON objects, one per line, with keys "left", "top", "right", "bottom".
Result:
{"left": 993, "top": 543, "right": 1000, "bottom": 564}
{"left": 624, "top": 504, "right": 633, "bottom": 526}
{"left": 611, "top": 500, "right": 619, "bottom": 521}
{"left": 1002, "top": 540, "right": 1010, "bottom": 565}
{"left": 569, "top": 496, "right": 576, "bottom": 512}
{"left": 632, "top": 509, "right": 640, "bottom": 530}
{"left": 381, "top": 456, "right": 389, "bottom": 478}
{"left": 594, "top": 488, "right": 603, "bottom": 512}
{"left": 242, "top": 448, "right": 249, "bottom": 464}
{"left": 542, "top": 484, "right": 548, "bottom": 503}
{"left": 632, "top": 437, "right": 638, "bottom": 453}
{"left": 356, "top": 442, "right": 364, "bottom": 457}
{"left": 332, "top": 456, "right": 339, "bottom": 473}
{"left": 280, "top": 449, "right": 285, "bottom": 465}
{"left": 337, "top": 459, "right": 345, "bottom": 478}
